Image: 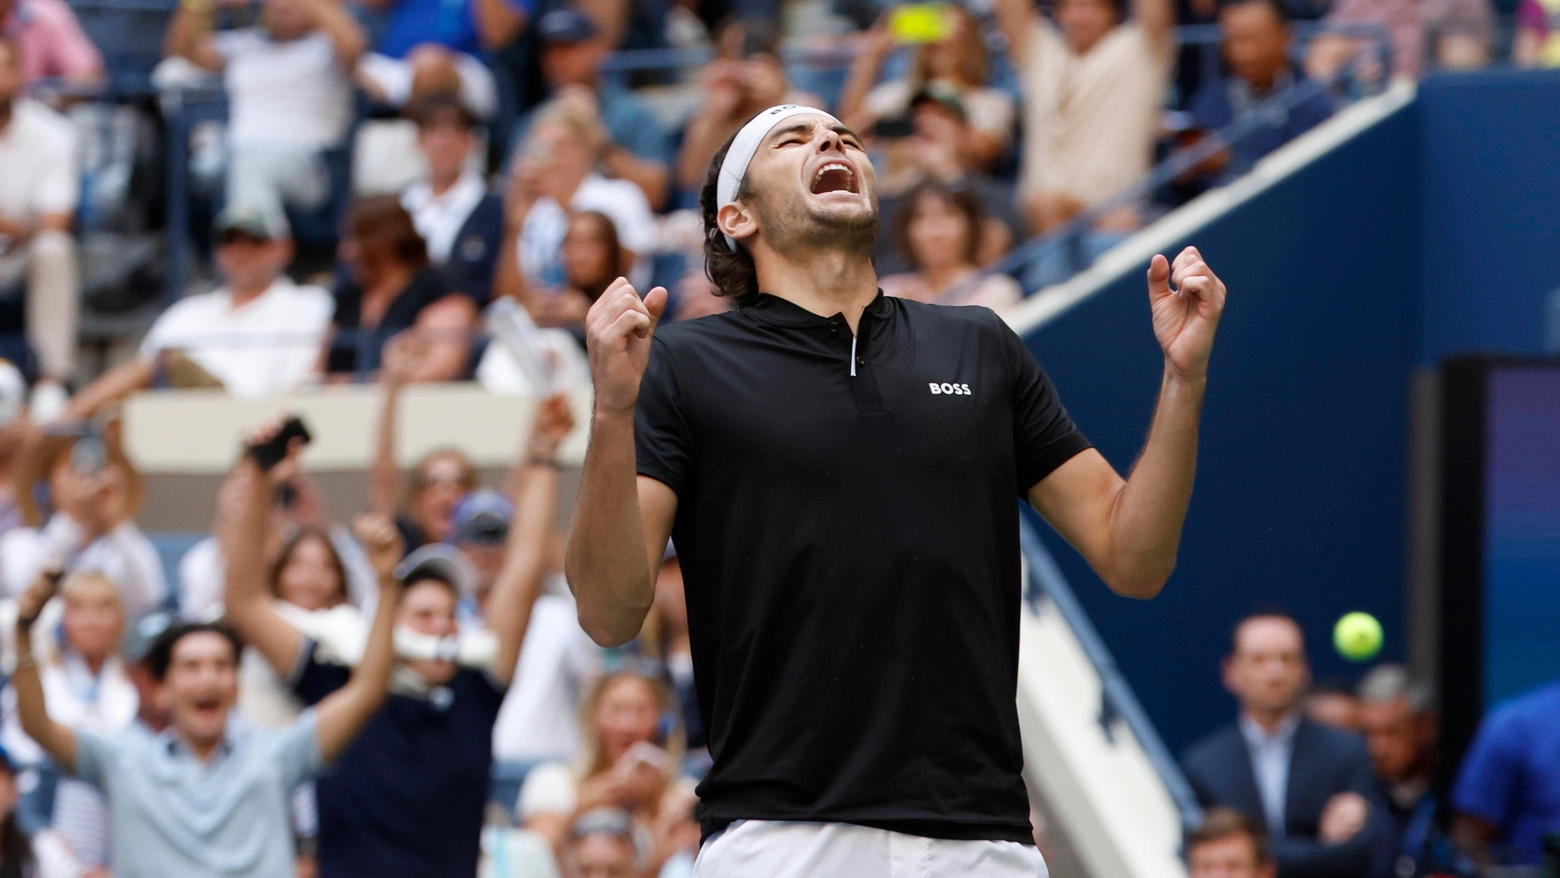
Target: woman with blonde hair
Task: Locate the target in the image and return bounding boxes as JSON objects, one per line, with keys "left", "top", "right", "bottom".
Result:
{"left": 0, "top": 427, "right": 166, "bottom": 617}
{"left": 518, "top": 670, "right": 699, "bottom": 876}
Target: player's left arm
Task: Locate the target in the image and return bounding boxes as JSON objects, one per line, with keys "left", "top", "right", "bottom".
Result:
{"left": 1028, "top": 247, "right": 1226, "bottom": 599}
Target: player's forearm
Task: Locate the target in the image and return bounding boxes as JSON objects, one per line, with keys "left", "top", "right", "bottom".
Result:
{"left": 565, "top": 411, "right": 654, "bottom": 646}
{"left": 1105, "top": 369, "right": 1203, "bottom": 598}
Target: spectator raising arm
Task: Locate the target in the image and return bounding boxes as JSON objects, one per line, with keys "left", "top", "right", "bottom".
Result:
{"left": 836, "top": 20, "right": 896, "bottom": 131}
{"left": 302, "top": 0, "right": 369, "bottom": 67}
{"left": 311, "top": 515, "right": 404, "bottom": 762}
{"left": 487, "top": 394, "right": 574, "bottom": 684}
{"left": 471, "top": 0, "right": 529, "bottom": 50}
{"left": 1136, "top": 0, "right": 1176, "bottom": 51}
{"left": 994, "top": 0, "right": 1038, "bottom": 66}
{"left": 367, "top": 335, "right": 426, "bottom": 522}
{"left": 13, "top": 568, "right": 78, "bottom": 772}
{"left": 220, "top": 433, "right": 313, "bottom": 677}
{"left": 163, "top": 0, "right": 225, "bottom": 72}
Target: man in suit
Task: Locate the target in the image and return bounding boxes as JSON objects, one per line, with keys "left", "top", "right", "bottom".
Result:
{"left": 1183, "top": 609, "right": 1380, "bottom": 878}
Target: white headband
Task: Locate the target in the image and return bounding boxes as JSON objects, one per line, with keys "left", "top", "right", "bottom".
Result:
{"left": 715, "top": 104, "right": 842, "bottom": 251}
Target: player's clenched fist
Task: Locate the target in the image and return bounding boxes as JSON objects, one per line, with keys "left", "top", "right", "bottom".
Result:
{"left": 585, "top": 277, "right": 668, "bottom": 417}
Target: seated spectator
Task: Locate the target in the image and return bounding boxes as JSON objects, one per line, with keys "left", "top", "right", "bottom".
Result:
{"left": 0, "top": 0, "right": 101, "bottom": 89}
{"left": 1189, "top": 807, "right": 1278, "bottom": 878}
{"left": 871, "top": 86, "right": 1022, "bottom": 275}
{"left": 45, "top": 610, "right": 174, "bottom": 875}
{"left": 560, "top": 808, "right": 647, "bottom": 878}
{"left": 0, "top": 38, "right": 80, "bottom": 406}
{"left": 323, "top": 195, "right": 480, "bottom": 381}
{"left": 65, "top": 208, "right": 333, "bottom": 418}
{"left": 675, "top": 17, "right": 824, "bottom": 196}
{"left": 510, "top": 101, "right": 656, "bottom": 292}
{"left": 0, "top": 362, "right": 26, "bottom": 539}
{"left": 1182, "top": 609, "right": 1380, "bottom": 878}
{"left": 11, "top": 517, "right": 403, "bottom": 878}
{"left": 995, "top": 0, "right": 1175, "bottom": 233}
{"left": 1356, "top": 665, "right": 1442, "bottom": 878}
{"left": 838, "top": 5, "right": 1015, "bottom": 170}
{"left": 178, "top": 466, "right": 375, "bottom": 619}
{"left": 354, "top": 0, "right": 531, "bottom": 117}
{"left": 1305, "top": 0, "right": 1491, "bottom": 80}
{"left": 368, "top": 337, "right": 479, "bottom": 550}
{"left": 1513, "top": 0, "right": 1560, "bottom": 67}
{"left": 403, "top": 96, "right": 505, "bottom": 305}
{"left": 1183, "top": 0, "right": 1333, "bottom": 184}
{"left": 1305, "top": 678, "right": 1362, "bottom": 732}
{"left": 3, "top": 572, "right": 136, "bottom": 764}
{"left": 510, "top": 9, "right": 674, "bottom": 210}
{"left": 2, "top": 428, "right": 166, "bottom": 616}
{"left": 1450, "top": 677, "right": 1560, "bottom": 867}
{"left": 879, "top": 182, "right": 1022, "bottom": 311}
{"left": 164, "top": 0, "right": 364, "bottom": 220}
{"left": 496, "top": 209, "right": 623, "bottom": 335}
{"left": 224, "top": 402, "right": 569, "bottom": 878}
{"left": 519, "top": 670, "right": 699, "bottom": 872}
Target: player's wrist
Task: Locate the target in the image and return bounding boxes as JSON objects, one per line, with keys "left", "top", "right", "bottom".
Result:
{"left": 1162, "top": 363, "right": 1208, "bottom": 394}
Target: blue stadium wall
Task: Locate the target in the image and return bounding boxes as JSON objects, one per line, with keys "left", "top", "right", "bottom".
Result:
{"left": 1022, "top": 70, "right": 1560, "bottom": 755}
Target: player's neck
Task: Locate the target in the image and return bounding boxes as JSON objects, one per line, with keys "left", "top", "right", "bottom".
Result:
{"left": 754, "top": 247, "right": 879, "bottom": 333}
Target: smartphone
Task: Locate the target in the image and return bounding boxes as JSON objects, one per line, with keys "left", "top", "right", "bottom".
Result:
{"left": 621, "top": 741, "right": 673, "bottom": 776}
{"left": 889, "top": 3, "right": 954, "bottom": 44}
{"left": 248, "top": 416, "right": 312, "bottom": 472}
{"left": 873, "top": 114, "right": 916, "bottom": 139}
{"left": 70, "top": 434, "right": 108, "bottom": 476}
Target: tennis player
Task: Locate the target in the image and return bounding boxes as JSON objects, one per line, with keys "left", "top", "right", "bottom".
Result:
{"left": 565, "top": 105, "right": 1227, "bottom": 877}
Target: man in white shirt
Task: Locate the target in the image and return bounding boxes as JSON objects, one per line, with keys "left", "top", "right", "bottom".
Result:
{"left": 401, "top": 95, "right": 504, "bottom": 304}
{"left": 163, "top": 0, "right": 365, "bottom": 218}
{"left": 0, "top": 36, "right": 80, "bottom": 403}
{"left": 64, "top": 207, "right": 333, "bottom": 417}
{"left": 509, "top": 98, "right": 657, "bottom": 292}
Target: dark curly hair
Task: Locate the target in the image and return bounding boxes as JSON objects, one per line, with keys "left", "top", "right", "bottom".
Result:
{"left": 146, "top": 621, "right": 244, "bottom": 682}
{"left": 699, "top": 133, "right": 761, "bottom": 307}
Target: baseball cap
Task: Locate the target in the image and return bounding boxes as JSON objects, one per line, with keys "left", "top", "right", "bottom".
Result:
{"left": 213, "top": 204, "right": 290, "bottom": 242}
{"left": 0, "top": 360, "right": 25, "bottom": 426}
{"left": 537, "top": 8, "right": 597, "bottom": 44}
{"left": 909, "top": 82, "right": 967, "bottom": 122}
{"left": 122, "top": 610, "right": 175, "bottom": 666}
{"left": 395, "top": 543, "right": 477, "bottom": 597}
{"left": 451, "top": 489, "right": 514, "bottom": 546}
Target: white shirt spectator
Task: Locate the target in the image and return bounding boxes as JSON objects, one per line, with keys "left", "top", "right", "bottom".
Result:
{"left": 402, "top": 171, "right": 487, "bottom": 265}
{"left": 214, "top": 29, "right": 353, "bottom": 150}
{"left": 0, "top": 515, "right": 167, "bottom": 617}
{"left": 0, "top": 98, "right": 77, "bottom": 224}
{"left": 518, "top": 174, "right": 655, "bottom": 291}
{"left": 139, "top": 278, "right": 333, "bottom": 398}
{"left": 492, "top": 580, "right": 600, "bottom": 764}
{"left": 2, "top": 651, "right": 138, "bottom": 765}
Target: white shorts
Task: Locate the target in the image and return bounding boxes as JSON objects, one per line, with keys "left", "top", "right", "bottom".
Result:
{"left": 692, "top": 821, "right": 1049, "bottom": 878}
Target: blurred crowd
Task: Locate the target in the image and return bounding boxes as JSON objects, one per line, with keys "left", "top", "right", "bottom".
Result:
{"left": 1179, "top": 610, "right": 1560, "bottom": 878}
{"left": 0, "top": 0, "right": 1536, "bottom": 415}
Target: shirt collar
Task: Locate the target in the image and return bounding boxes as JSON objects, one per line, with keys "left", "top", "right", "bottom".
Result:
{"left": 159, "top": 723, "right": 238, "bottom": 761}
{"left": 405, "top": 171, "right": 484, "bottom": 211}
{"left": 1239, "top": 711, "right": 1301, "bottom": 747}
{"left": 747, "top": 290, "right": 892, "bottom": 328}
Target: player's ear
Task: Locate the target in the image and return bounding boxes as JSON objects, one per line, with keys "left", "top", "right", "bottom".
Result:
{"left": 717, "top": 201, "right": 757, "bottom": 248}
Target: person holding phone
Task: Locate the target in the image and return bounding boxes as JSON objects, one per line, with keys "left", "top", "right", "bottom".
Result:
{"left": 224, "top": 402, "right": 570, "bottom": 878}
{"left": 519, "top": 670, "right": 699, "bottom": 874}
{"left": 837, "top": 4, "right": 1014, "bottom": 171}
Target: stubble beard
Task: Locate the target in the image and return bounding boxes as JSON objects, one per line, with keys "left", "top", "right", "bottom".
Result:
{"left": 757, "top": 186, "right": 880, "bottom": 259}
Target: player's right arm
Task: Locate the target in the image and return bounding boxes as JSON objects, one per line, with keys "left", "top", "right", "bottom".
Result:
{"left": 565, "top": 278, "right": 675, "bottom": 647}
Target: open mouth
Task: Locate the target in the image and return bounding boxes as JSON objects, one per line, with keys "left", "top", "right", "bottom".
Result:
{"left": 810, "top": 162, "right": 858, "bottom": 196}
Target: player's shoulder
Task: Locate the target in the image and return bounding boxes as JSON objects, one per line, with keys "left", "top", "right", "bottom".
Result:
{"left": 893, "top": 297, "right": 1020, "bottom": 351}
{"left": 654, "top": 307, "right": 753, "bottom": 348}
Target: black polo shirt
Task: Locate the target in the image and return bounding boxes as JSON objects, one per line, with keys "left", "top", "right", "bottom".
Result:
{"left": 635, "top": 292, "right": 1091, "bottom": 845}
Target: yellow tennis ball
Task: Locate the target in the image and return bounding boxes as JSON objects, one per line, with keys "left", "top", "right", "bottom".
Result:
{"left": 1333, "top": 612, "right": 1383, "bottom": 662}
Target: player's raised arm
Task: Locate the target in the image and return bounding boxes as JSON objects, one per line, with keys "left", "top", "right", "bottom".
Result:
{"left": 564, "top": 278, "right": 676, "bottom": 646}
{"left": 1029, "top": 247, "right": 1226, "bottom": 598}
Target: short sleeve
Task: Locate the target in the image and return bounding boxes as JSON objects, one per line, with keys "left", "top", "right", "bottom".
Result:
{"left": 634, "top": 336, "right": 694, "bottom": 497}
{"left": 274, "top": 708, "right": 325, "bottom": 785}
{"left": 290, "top": 639, "right": 351, "bottom": 707}
{"left": 70, "top": 728, "right": 117, "bottom": 788}
{"left": 1000, "top": 318, "right": 1091, "bottom": 492}
{"left": 1451, "top": 709, "right": 1524, "bottom": 826}
{"left": 517, "top": 761, "right": 578, "bottom": 818}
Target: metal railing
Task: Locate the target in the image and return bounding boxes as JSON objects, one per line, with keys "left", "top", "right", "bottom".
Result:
{"left": 1019, "top": 515, "right": 1205, "bottom": 833}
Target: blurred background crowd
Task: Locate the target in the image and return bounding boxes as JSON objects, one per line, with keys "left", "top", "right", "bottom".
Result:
{"left": 0, "top": 0, "right": 1551, "bottom": 873}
